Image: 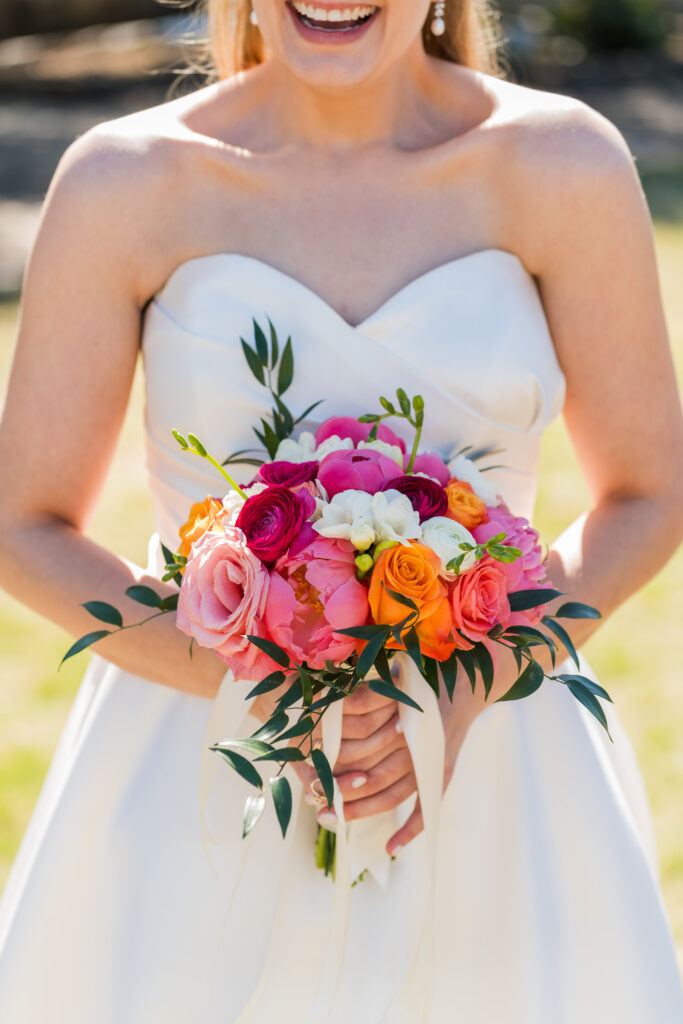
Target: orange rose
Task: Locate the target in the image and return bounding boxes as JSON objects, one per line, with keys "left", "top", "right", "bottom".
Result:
{"left": 178, "top": 495, "right": 226, "bottom": 561}
{"left": 368, "top": 542, "right": 458, "bottom": 661}
{"left": 445, "top": 478, "right": 489, "bottom": 530}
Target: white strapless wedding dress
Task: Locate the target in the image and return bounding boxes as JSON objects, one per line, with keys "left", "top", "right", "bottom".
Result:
{"left": 1, "top": 250, "right": 682, "bottom": 1023}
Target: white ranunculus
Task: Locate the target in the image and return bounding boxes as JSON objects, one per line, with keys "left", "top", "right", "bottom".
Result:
{"left": 371, "top": 490, "right": 421, "bottom": 545}
{"left": 274, "top": 431, "right": 318, "bottom": 463}
{"left": 447, "top": 453, "right": 501, "bottom": 507}
{"left": 313, "top": 434, "right": 354, "bottom": 460}
{"left": 313, "top": 490, "right": 377, "bottom": 551}
{"left": 357, "top": 439, "right": 404, "bottom": 468}
{"left": 421, "top": 516, "right": 478, "bottom": 578}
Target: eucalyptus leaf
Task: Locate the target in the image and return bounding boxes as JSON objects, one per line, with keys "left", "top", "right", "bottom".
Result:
{"left": 336, "top": 624, "right": 391, "bottom": 640}
{"left": 270, "top": 776, "right": 293, "bottom": 837}
{"left": 277, "top": 336, "right": 294, "bottom": 395}
{"left": 423, "top": 656, "right": 439, "bottom": 696}
{"left": 60, "top": 629, "right": 111, "bottom": 667}
{"left": 311, "top": 748, "right": 334, "bottom": 809}
{"left": 556, "top": 601, "right": 601, "bottom": 620}
{"left": 241, "top": 338, "right": 266, "bottom": 385}
{"left": 508, "top": 588, "right": 563, "bottom": 612}
{"left": 267, "top": 317, "right": 279, "bottom": 368}
{"left": 158, "top": 593, "right": 178, "bottom": 612}
{"left": 251, "top": 710, "right": 289, "bottom": 742}
{"left": 381, "top": 584, "right": 419, "bottom": 613}
{"left": 566, "top": 681, "right": 612, "bottom": 739}
{"left": 542, "top": 617, "right": 580, "bottom": 670}
{"left": 82, "top": 601, "right": 123, "bottom": 628}
{"left": 242, "top": 793, "right": 266, "bottom": 838}
{"left": 246, "top": 635, "right": 290, "bottom": 668}
{"left": 496, "top": 659, "right": 544, "bottom": 702}
{"left": 278, "top": 715, "right": 315, "bottom": 741}
{"left": 125, "top": 584, "right": 162, "bottom": 608}
{"left": 473, "top": 643, "right": 494, "bottom": 700}
{"left": 213, "top": 748, "right": 263, "bottom": 789}
{"left": 294, "top": 399, "right": 325, "bottom": 426}
{"left": 246, "top": 671, "right": 286, "bottom": 699}
{"left": 211, "top": 737, "right": 273, "bottom": 757}
{"left": 255, "top": 747, "right": 306, "bottom": 763}
{"left": 440, "top": 655, "right": 457, "bottom": 702}
{"left": 458, "top": 649, "right": 477, "bottom": 694}
{"left": 368, "top": 678, "right": 423, "bottom": 712}
{"left": 403, "top": 626, "right": 424, "bottom": 676}
{"left": 356, "top": 629, "right": 390, "bottom": 678}
{"left": 253, "top": 319, "right": 269, "bottom": 364}
{"left": 556, "top": 674, "right": 613, "bottom": 703}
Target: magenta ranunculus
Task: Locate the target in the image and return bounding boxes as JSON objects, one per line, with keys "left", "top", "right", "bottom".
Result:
{"left": 317, "top": 448, "right": 402, "bottom": 498}
{"left": 450, "top": 556, "right": 511, "bottom": 644}
{"left": 176, "top": 527, "right": 276, "bottom": 678}
{"left": 236, "top": 485, "right": 314, "bottom": 564}
{"left": 258, "top": 460, "right": 319, "bottom": 488}
{"left": 315, "top": 415, "right": 406, "bottom": 454}
{"left": 265, "top": 536, "right": 369, "bottom": 670}
{"left": 410, "top": 451, "right": 450, "bottom": 485}
{"left": 381, "top": 474, "right": 448, "bottom": 522}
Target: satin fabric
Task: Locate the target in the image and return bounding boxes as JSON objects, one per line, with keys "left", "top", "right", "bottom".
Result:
{"left": 1, "top": 250, "right": 681, "bottom": 1022}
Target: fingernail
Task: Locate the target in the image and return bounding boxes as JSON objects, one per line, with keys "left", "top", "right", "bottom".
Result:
{"left": 303, "top": 792, "right": 318, "bottom": 806}
{"left": 317, "top": 812, "right": 337, "bottom": 830}
{"left": 389, "top": 844, "right": 403, "bottom": 858}
{"left": 351, "top": 775, "right": 367, "bottom": 789}
{"left": 395, "top": 719, "right": 403, "bottom": 733}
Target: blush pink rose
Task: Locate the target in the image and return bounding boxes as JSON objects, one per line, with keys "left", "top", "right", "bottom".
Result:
{"left": 265, "top": 535, "right": 369, "bottom": 670}
{"left": 315, "top": 415, "right": 406, "bottom": 453}
{"left": 450, "top": 557, "right": 511, "bottom": 644}
{"left": 176, "top": 526, "right": 276, "bottom": 678}
{"left": 317, "top": 448, "right": 402, "bottom": 498}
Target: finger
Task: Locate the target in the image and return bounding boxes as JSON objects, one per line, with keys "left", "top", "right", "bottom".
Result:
{"left": 342, "top": 683, "right": 396, "bottom": 716}
{"left": 340, "top": 770, "right": 417, "bottom": 823}
{"left": 386, "top": 798, "right": 424, "bottom": 856}
{"left": 336, "top": 713, "right": 404, "bottom": 770}
{"left": 339, "top": 746, "right": 413, "bottom": 802}
{"left": 341, "top": 700, "right": 397, "bottom": 740}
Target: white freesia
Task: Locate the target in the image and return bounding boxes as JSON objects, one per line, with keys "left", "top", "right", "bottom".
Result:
{"left": 357, "top": 439, "right": 404, "bottom": 468}
{"left": 447, "top": 452, "right": 501, "bottom": 507}
{"left": 274, "top": 431, "right": 354, "bottom": 463}
{"left": 421, "top": 516, "right": 478, "bottom": 578}
{"left": 313, "top": 489, "right": 420, "bottom": 552}
{"left": 221, "top": 481, "right": 267, "bottom": 524}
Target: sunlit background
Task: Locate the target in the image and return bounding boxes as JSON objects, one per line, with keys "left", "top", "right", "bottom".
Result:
{"left": 1, "top": 0, "right": 682, "bottom": 971}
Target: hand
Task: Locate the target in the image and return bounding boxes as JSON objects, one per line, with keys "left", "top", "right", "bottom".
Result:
{"left": 385, "top": 643, "right": 522, "bottom": 856}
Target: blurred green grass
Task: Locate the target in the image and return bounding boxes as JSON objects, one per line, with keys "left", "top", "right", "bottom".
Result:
{"left": 0, "top": 174, "right": 682, "bottom": 970}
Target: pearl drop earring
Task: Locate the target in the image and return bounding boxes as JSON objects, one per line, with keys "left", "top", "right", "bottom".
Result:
{"left": 249, "top": 6, "right": 259, "bottom": 26}
{"left": 431, "top": 0, "right": 446, "bottom": 36}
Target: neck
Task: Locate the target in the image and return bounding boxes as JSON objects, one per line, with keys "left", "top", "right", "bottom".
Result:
{"left": 252, "top": 40, "right": 441, "bottom": 152}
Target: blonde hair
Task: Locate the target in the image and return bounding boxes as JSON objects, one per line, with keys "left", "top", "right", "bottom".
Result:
{"left": 205, "top": 1, "right": 504, "bottom": 78}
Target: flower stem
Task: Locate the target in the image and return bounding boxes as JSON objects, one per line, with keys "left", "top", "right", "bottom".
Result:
{"left": 405, "top": 420, "right": 423, "bottom": 474}
{"left": 201, "top": 452, "right": 248, "bottom": 500}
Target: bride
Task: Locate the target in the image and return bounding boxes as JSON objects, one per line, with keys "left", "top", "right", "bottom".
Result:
{"left": 0, "top": 1, "right": 682, "bottom": 1020}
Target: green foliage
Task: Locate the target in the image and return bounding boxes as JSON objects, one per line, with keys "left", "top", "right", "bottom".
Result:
{"left": 553, "top": 0, "right": 666, "bottom": 52}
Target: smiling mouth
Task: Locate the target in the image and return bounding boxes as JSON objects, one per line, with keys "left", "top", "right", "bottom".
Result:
{"left": 286, "top": 1, "right": 380, "bottom": 32}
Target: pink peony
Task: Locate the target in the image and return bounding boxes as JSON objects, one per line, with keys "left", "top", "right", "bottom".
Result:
{"left": 236, "top": 485, "right": 315, "bottom": 564}
{"left": 265, "top": 535, "right": 369, "bottom": 670}
{"left": 176, "top": 527, "right": 276, "bottom": 678}
{"left": 315, "top": 415, "right": 406, "bottom": 454}
{"left": 450, "top": 557, "right": 511, "bottom": 644}
{"left": 410, "top": 451, "right": 451, "bottom": 485}
{"left": 317, "top": 448, "right": 402, "bottom": 498}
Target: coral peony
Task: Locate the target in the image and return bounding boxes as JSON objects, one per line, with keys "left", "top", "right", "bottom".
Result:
{"left": 176, "top": 527, "right": 275, "bottom": 677}
{"left": 265, "top": 536, "right": 369, "bottom": 669}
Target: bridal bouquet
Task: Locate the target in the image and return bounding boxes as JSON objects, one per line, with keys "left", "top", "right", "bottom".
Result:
{"left": 64, "top": 318, "right": 610, "bottom": 875}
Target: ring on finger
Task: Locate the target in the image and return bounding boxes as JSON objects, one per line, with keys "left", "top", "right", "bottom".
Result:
{"left": 309, "top": 778, "right": 327, "bottom": 805}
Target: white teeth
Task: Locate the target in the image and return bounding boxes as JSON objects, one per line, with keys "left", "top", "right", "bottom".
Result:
{"left": 291, "top": 1, "right": 377, "bottom": 22}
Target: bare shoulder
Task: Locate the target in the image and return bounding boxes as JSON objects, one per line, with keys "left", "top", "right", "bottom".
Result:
{"left": 472, "top": 75, "right": 647, "bottom": 270}
{"left": 29, "top": 90, "right": 221, "bottom": 306}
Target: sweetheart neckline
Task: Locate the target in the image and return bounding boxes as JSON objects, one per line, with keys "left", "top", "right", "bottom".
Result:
{"left": 151, "top": 247, "right": 531, "bottom": 332}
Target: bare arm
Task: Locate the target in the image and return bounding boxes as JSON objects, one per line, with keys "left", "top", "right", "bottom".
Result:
{"left": 0, "top": 127, "right": 225, "bottom": 700}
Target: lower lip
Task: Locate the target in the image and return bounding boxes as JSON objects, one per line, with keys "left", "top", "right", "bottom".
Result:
{"left": 285, "top": 3, "right": 380, "bottom": 45}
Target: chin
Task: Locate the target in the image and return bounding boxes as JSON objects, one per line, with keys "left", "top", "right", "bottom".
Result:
{"left": 277, "top": 1, "right": 386, "bottom": 88}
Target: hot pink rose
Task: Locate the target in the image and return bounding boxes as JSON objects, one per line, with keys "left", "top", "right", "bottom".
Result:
{"left": 176, "top": 527, "right": 276, "bottom": 678}
{"left": 257, "top": 460, "right": 319, "bottom": 488}
{"left": 265, "top": 535, "right": 369, "bottom": 670}
{"left": 450, "top": 557, "right": 511, "bottom": 644}
{"left": 315, "top": 415, "right": 406, "bottom": 453}
{"left": 236, "top": 484, "right": 315, "bottom": 564}
{"left": 317, "top": 448, "right": 402, "bottom": 498}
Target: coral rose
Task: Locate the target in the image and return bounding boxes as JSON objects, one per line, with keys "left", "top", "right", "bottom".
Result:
{"left": 445, "top": 478, "right": 489, "bottom": 530}
{"left": 178, "top": 495, "right": 227, "bottom": 561}
{"left": 450, "top": 557, "right": 510, "bottom": 644}
{"left": 369, "top": 542, "right": 459, "bottom": 660}
{"left": 176, "top": 527, "right": 276, "bottom": 678}
{"left": 265, "top": 536, "right": 369, "bottom": 669}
